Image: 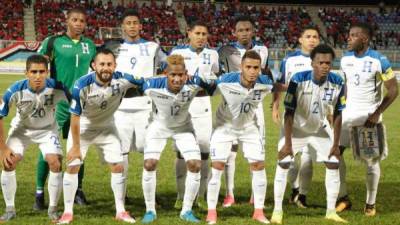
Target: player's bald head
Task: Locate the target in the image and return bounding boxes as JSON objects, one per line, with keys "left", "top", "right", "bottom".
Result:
{"left": 166, "top": 54, "right": 186, "bottom": 71}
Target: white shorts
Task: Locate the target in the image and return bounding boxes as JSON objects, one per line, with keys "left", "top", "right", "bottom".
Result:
{"left": 210, "top": 124, "right": 265, "bottom": 163}
{"left": 6, "top": 126, "right": 62, "bottom": 158}
{"left": 144, "top": 121, "right": 201, "bottom": 161}
{"left": 114, "top": 109, "right": 151, "bottom": 153}
{"left": 278, "top": 124, "right": 338, "bottom": 164}
{"left": 66, "top": 125, "right": 124, "bottom": 166}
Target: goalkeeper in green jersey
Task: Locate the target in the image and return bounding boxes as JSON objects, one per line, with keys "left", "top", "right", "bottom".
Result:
{"left": 35, "top": 7, "right": 96, "bottom": 210}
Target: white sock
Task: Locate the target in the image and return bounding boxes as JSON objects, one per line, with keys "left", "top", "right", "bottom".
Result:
{"left": 111, "top": 172, "right": 126, "bottom": 214}
{"left": 63, "top": 173, "right": 78, "bottom": 214}
{"left": 325, "top": 168, "right": 340, "bottom": 212}
{"left": 366, "top": 162, "right": 380, "bottom": 205}
{"left": 142, "top": 169, "right": 156, "bottom": 213}
{"left": 207, "top": 168, "right": 223, "bottom": 210}
{"left": 225, "top": 151, "right": 237, "bottom": 196}
{"left": 252, "top": 169, "right": 267, "bottom": 209}
{"left": 182, "top": 171, "right": 200, "bottom": 214}
{"left": 48, "top": 171, "right": 62, "bottom": 207}
{"left": 338, "top": 157, "right": 348, "bottom": 198}
{"left": 198, "top": 159, "right": 209, "bottom": 199}
{"left": 122, "top": 155, "right": 129, "bottom": 200}
{"left": 175, "top": 158, "right": 187, "bottom": 200}
{"left": 1, "top": 170, "right": 16, "bottom": 208}
{"left": 299, "top": 151, "right": 313, "bottom": 195}
{"left": 273, "top": 166, "right": 288, "bottom": 212}
{"left": 287, "top": 160, "right": 299, "bottom": 190}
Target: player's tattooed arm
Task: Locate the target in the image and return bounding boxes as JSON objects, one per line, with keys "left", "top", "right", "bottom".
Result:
{"left": 365, "top": 77, "right": 398, "bottom": 128}
{"left": 67, "top": 114, "right": 82, "bottom": 164}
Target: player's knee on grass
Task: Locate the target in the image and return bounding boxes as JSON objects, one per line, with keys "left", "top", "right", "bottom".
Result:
{"left": 186, "top": 159, "right": 201, "bottom": 173}
{"left": 201, "top": 153, "right": 209, "bottom": 160}
{"left": 45, "top": 154, "right": 62, "bottom": 172}
{"left": 250, "top": 161, "right": 265, "bottom": 171}
{"left": 110, "top": 163, "right": 124, "bottom": 173}
{"left": 211, "top": 161, "right": 225, "bottom": 170}
{"left": 231, "top": 144, "right": 239, "bottom": 152}
{"left": 325, "top": 162, "right": 339, "bottom": 170}
{"left": 278, "top": 162, "right": 291, "bottom": 169}
{"left": 144, "top": 159, "right": 158, "bottom": 171}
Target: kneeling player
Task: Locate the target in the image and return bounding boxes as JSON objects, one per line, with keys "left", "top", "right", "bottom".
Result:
{"left": 206, "top": 50, "right": 274, "bottom": 224}
{"left": 140, "top": 55, "right": 212, "bottom": 223}
{"left": 57, "top": 49, "right": 140, "bottom": 224}
{"left": 271, "top": 44, "right": 347, "bottom": 224}
{"left": 0, "top": 55, "right": 69, "bottom": 222}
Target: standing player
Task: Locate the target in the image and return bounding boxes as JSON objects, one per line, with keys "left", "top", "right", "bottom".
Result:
{"left": 271, "top": 44, "right": 347, "bottom": 224}
{"left": 206, "top": 51, "right": 273, "bottom": 224}
{"left": 0, "top": 55, "right": 69, "bottom": 221}
{"left": 217, "top": 16, "right": 269, "bottom": 206}
{"left": 272, "top": 26, "right": 320, "bottom": 207}
{"left": 57, "top": 49, "right": 138, "bottom": 224}
{"left": 336, "top": 22, "right": 398, "bottom": 216}
{"left": 170, "top": 20, "right": 219, "bottom": 209}
{"left": 140, "top": 55, "right": 210, "bottom": 223}
{"left": 36, "top": 7, "right": 96, "bottom": 208}
{"left": 103, "top": 9, "right": 166, "bottom": 201}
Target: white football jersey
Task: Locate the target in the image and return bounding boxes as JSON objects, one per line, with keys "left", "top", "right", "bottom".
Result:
{"left": 104, "top": 38, "right": 167, "bottom": 111}
{"left": 0, "top": 79, "right": 70, "bottom": 129}
{"left": 284, "top": 71, "right": 346, "bottom": 133}
{"left": 218, "top": 41, "right": 269, "bottom": 73}
{"left": 70, "top": 72, "right": 143, "bottom": 128}
{"left": 170, "top": 45, "right": 219, "bottom": 117}
{"left": 214, "top": 72, "right": 273, "bottom": 129}
{"left": 340, "top": 48, "right": 394, "bottom": 126}
{"left": 278, "top": 50, "right": 312, "bottom": 85}
{"left": 141, "top": 76, "right": 208, "bottom": 128}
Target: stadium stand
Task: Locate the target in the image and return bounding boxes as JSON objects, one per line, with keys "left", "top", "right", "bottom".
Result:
{"left": 33, "top": 0, "right": 184, "bottom": 45}
{"left": 319, "top": 7, "right": 400, "bottom": 50}
{"left": 0, "top": 0, "right": 24, "bottom": 41}
{"left": 182, "top": 1, "right": 315, "bottom": 48}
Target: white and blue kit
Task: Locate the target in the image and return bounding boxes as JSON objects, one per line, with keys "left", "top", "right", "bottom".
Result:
{"left": 277, "top": 50, "right": 313, "bottom": 154}
{"left": 104, "top": 38, "right": 167, "bottom": 153}
{"left": 278, "top": 50, "right": 312, "bottom": 85}
{"left": 140, "top": 75, "right": 212, "bottom": 161}
{"left": 67, "top": 72, "right": 143, "bottom": 165}
{"left": 340, "top": 49, "right": 394, "bottom": 161}
{"left": 170, "top": 45, "right": 219, "bottom": 154}
{"left": 218, "top": 41, "right": 269, "bottom": 144}
{"left": 209, "top": 72, "right": 274, "bottom": 163}
{"left": 280, "top": 71, "right": 346, "bottom": 163}
{"left": 0, "top": 79, "right": 70, "bottom": 157}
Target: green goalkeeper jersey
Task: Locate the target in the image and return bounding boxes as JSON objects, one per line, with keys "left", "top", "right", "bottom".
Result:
{"left": 38, "top": 34, "right": 96, "bottom": 136}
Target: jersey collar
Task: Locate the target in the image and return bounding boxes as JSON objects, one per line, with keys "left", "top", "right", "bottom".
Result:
{"left": 188, "top": 45, "right": 204, "bottom": 54}
{"left": 354, "top": 48, "right": 371, "bottom": 58}
{"left": 234, "top": 40, "right": 255, "bottom": 50}
{"left": 124, "top": 38, "right": 146, "bottom": 44}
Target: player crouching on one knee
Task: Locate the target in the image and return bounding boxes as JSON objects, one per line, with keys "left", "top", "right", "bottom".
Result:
{"left": 0, "top": 55, "right": 69, "bottom": 222}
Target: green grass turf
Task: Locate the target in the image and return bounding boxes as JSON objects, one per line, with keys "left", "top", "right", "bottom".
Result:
{"left": 0, "top": 74, "right": 399, "bottom": 225}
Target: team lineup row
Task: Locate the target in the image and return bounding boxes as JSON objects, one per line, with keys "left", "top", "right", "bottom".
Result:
{"left": 0, "top": 7, "right": 398, "bottom": 225}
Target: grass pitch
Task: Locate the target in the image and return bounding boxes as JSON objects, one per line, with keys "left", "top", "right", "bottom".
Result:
{"left": 0, "top": 74, "right": 399, "bottom": 225}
